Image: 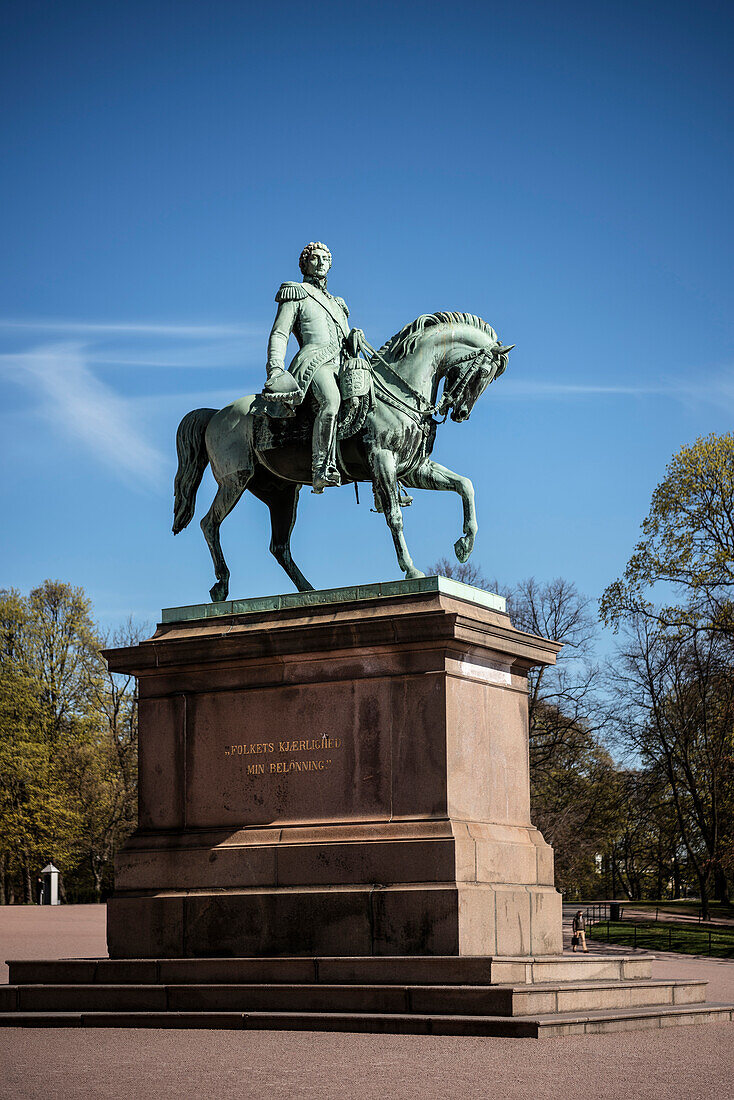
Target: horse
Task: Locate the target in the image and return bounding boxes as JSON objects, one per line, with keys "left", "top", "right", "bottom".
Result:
{"left": 173, "top": 311, "right": 512, "bottom": 601}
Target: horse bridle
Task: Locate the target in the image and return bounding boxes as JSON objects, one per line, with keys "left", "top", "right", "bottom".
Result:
{"left": 435, "top": 349, "right": 497, "bottom": 419}
{"left": 361, "top": 340, "right": 497, "bottom": 430}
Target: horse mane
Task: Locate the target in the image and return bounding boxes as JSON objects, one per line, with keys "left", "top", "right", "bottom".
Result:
{"left": 374, "top": 312, "right": 498, "bottom": 363}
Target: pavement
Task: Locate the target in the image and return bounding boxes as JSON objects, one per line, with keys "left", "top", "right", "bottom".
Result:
{"left": 1, "top": 905, "right": 733, "bottom": 1100}
{"left": 0, "top": 903, "right": 107, "bottom": 983}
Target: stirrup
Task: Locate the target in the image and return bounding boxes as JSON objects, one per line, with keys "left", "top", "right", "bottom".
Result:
{"left": 311, "top": 464, "right": 342, "bottom": 494}
{"left": 371, "top": 487, "right": 413, "bottom": 512}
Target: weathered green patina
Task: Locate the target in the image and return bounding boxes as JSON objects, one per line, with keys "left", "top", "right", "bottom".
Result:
{"left": 173, "top": 243, "right": 512, "bottom": 601}
{"left": 161, "top": 576, "right": 507, "bottom": 624}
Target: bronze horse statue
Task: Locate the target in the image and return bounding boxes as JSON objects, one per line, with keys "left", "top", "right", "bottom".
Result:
{"left": 173, "top": 311, "right": 511, "bottom": 600}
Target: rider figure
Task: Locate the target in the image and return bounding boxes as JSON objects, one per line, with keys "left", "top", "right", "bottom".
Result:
{"left": 262, "top": 241, "right": 364, "bottom": 494}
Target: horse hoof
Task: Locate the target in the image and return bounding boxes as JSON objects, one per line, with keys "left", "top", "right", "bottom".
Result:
{"left": 405, "top": 569, "right": 425, "bottom": 580}
{"left": 209, "top": 582, "right": 229, "bottom": 603}
{"left": 454, "top": 536, "right": 473, "bottom": 563}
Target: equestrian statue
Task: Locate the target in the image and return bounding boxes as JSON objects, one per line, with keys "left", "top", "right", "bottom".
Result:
{"left": 173, "top": 242, "right": 513, "bottom": 601}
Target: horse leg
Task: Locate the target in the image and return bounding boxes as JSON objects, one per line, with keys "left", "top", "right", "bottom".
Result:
{"left": 368, "top": 448, "right": 425, "bottom": 579}
{"left": 402, "top": 459, "right": 477, "bottom": 563}
{"left": 248, "top": 480, "right": 314, "bottom": 592}
{"left": 200, "top": 471, "right": 250, "bottom": 602}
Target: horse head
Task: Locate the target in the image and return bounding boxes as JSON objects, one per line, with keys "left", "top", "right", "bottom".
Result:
{"left": 439, "top": 342, "right": 514, "bottom": 422}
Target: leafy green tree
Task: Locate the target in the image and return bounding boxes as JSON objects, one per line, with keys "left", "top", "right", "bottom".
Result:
{"left": 67, "top": 618, "right": 142, "bottom": 900}
{"left": 0, "top": 583, "right": 141, "bottom": 903}
{"left": 0, "top": 588, "right": 83, "bottom": 901}
{"left": 600, "top": 434, "right": 734, "bottom": 913}
{"left": 600, "top": 433, "right": 734, "bottom": 635}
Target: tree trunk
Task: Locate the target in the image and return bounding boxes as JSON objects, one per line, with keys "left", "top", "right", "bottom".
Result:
{"left": 696, "top": 867, "right": 710, "bottom": 921}
{"left": 90, "top": 853, "right": 102, "bottom": 903}
{"left": 656, "top": 863, "right": 664, "bottom": 900}
{"left": 22, "top": 852, "right": 33, "bottom": 905}
{"left": 0, "top": 854, "right": 6, "bottom": 905}
{"left": 714, "top": 864, "right": 729, "bottom": 905}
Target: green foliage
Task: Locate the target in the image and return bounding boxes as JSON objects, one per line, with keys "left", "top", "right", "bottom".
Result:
{"left": 0, "top": 583, "right": 141, "bottom": 903}
{"left": 600, "top": 432, "right": 734, "bottom": 632}
{"left": 600, "top": 432, "right": 734, "bottom": 913}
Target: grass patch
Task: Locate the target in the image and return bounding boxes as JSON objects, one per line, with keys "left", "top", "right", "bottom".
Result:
{"left": 587, "top": 920, "right": 734, "bottom": 958}
{"left": 618, "top": 900, "right": 734, "bottom": 918}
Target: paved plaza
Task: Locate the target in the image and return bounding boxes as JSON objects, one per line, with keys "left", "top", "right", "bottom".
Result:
{"left": 1, "top": 906, "right": 732, "bottom": 1099}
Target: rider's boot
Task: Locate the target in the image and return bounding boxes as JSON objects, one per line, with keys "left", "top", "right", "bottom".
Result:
{"left": 311, "top": 410, "right": 342, "bottom": 494}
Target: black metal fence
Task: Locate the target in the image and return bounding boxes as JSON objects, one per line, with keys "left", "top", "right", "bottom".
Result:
{"left": 583, "top": 903, "right": 613, "bottom": 925}
{"left": 593, "top": 921, "right": 734, "bottom": 957}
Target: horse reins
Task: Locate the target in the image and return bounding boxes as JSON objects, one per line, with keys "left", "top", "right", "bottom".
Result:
{"left": 358, "top": 338, "right": 493, "bottom": 431}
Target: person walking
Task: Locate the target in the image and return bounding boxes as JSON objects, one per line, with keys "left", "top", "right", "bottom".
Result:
{"left": 572, "top": 910, "right": 588, "bottom": 952}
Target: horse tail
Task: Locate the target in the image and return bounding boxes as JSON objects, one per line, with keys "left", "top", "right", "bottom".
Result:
{"left": 173, "top": 408, "right": 217, "bottom": 534}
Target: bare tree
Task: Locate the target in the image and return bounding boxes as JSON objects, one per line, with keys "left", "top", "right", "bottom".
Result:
{"left": 424, "top": 557, "right": 489, "bottom": 589}
{"left": 608, "top": 614, "right": 734, "bottom": 915}
{"left": 505, "top": 578, "right": 603, "bottom": 776}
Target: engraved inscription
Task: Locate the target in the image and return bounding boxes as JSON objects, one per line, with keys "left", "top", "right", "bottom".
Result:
{"left": 225, "top": 735, "right": 343, "bottom": 779}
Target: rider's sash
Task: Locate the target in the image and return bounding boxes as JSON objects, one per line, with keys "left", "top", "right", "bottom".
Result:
{"left": 300, "top": 282, "right": 350, "bottom": 338}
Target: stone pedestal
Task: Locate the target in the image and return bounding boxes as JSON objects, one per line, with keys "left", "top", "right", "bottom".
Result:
{"left": 105, "top": 577, "right": 563, "bottom": 958}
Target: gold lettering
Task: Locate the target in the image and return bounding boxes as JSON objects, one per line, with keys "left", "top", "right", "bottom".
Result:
{"left": 226, "top": 736, "right": 343, "bottom": 774}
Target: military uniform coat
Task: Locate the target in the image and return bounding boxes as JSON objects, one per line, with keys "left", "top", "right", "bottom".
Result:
{"left": 266, "top": 280, "right": 350, "bottom": 403}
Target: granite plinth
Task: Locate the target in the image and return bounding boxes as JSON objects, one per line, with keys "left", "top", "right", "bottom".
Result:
{"left": 105, "top": 578, "right": 563, "bottom": 958}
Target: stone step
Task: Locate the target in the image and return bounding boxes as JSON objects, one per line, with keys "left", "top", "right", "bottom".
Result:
{"left": 6, "top": 953, "right": 652, "bottom": 987}
{"left": 0, "top": 979, "right": 706, "bottom": 1017}
{"left": 0, "top": 1003, "right": 731, "bottom": 1037}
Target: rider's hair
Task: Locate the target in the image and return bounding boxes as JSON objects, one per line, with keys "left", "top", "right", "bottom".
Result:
{"left": 299, "top": 242, "right": 332, "bottom": 274}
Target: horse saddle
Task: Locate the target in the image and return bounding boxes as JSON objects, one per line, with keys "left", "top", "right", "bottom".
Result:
{"left": 253, "top": 378, "right": 373, "bottom": 453}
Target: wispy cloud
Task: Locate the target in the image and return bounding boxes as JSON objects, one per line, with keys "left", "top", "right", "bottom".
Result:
{"left": 0, "top": 317, "right": 264, "bottom": 373}
{"left": 0, "top": 342, "right": 167, "bottom": 489}
{"left": 0, "top": 318, "right": 259, "bottom": 338}
{"left": 4, "top": 313, "right": 733, "bottom": 497}
{"left": 496, "top": 374, "right": 734, "bottom": 407}
{"left": 0, "top": 315, "right": 265, "bottom": 489}
{"left": 499, "top": 381, "right": 667, "bottom": 396}
{"left": 89, "top": 341, "right": 260, "bottom": 371}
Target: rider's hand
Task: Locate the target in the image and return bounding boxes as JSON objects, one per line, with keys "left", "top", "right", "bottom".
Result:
{"left": 347, "top": 328, "right": 366, "bottom": 356}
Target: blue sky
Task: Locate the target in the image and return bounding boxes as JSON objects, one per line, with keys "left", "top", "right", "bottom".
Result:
{"left": 1, "top": 0, "right": 732, "bottom": 633}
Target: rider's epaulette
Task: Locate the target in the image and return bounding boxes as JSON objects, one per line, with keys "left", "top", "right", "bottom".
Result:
{"left": 334, "top": 296, "right": 349, "bottom": 318}
{"left": 275, "top": 282, "right": 307, "bottom": 303}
